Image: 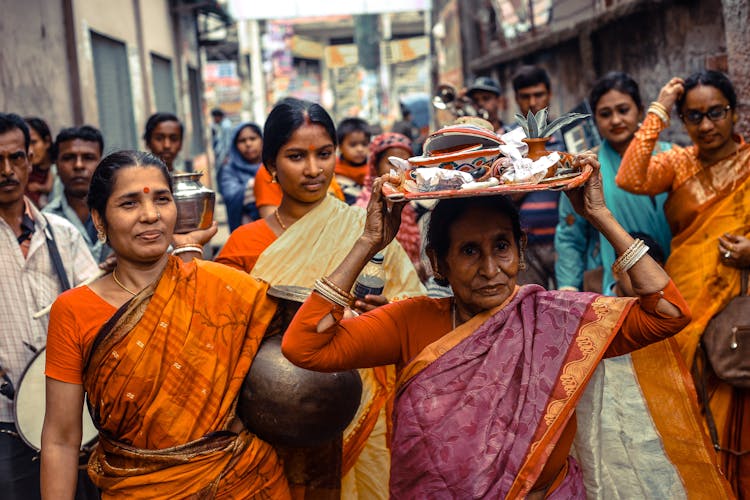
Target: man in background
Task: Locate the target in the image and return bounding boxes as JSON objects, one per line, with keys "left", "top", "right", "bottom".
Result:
{"left": 511, "top": 65, "right": 565, "bottom": 288}
{"left": 0, "top": 113, "right": 98, "bottom": 499}
{"left": 211, "top": 108, "right": 233, "bottom": 168}
{"left": 466, "top": 76, "right": 507, "bottom": 133}
{"left": 43, "top": 126, "right": 109, "bottom": 264}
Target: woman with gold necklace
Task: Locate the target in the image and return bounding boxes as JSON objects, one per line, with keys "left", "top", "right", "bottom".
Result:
{"left": 216, "top": 97, "right": 424, "bottom": 499}
{"left": 41, "top": 150, "right": 291, "bottom": 498}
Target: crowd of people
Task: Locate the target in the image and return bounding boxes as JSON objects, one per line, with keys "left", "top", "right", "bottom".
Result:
{"left": 0, "top": 63, "right": 747, "bottom": 499}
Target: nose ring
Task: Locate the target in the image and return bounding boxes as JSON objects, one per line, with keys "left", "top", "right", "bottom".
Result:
{"left": 157, "top": 211, "right": 161, "bottom": 220}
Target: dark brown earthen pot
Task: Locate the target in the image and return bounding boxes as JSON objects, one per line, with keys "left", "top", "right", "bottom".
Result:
{"left": 237, "top": 286, "right": 362, "bottom": 447}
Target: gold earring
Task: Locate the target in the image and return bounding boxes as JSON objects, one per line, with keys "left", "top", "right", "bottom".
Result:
{"left": 96, "top": 227, "right": 107, "bottom": 244}
{"left": 519, "top": 257, "right": 527, "bottom": 271}
{"left": 271, "top": 171, "right": 278, "bottom": 184}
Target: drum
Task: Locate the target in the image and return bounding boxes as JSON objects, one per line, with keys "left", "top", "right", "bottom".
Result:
{"left": 13, "top": 347, "right": 98, "bottom": 451}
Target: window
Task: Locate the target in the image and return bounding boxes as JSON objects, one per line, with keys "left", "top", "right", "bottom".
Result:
{"left": 187, "top": 66, "right": 205, "bottom": 157}
{"left": 151, "top": 54, "right": 177, "bottom": 113}
{"left": 90, "top": 32, "right": 137, "bottom": 149}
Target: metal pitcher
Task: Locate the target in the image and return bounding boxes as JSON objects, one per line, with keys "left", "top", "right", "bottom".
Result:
{"left": 172, "top": 172, "right": 215, "bottom": 234}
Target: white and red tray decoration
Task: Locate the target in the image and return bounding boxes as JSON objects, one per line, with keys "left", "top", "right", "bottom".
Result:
{"left": 382, "top": 164, "right": 592, "bottom": 201}
{"left": 381, "top": 123, "right": 589, "bottom": 201}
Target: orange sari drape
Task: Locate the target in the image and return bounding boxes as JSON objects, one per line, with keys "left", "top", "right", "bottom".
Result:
{"left": 663, "top": 147, "right": 750, "bottom": 496}
{"left": 82, "top": 256, "right": 290, "bottom": 499}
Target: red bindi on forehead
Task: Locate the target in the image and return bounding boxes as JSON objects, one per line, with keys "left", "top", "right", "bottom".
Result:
{"left": 308, "top": 145, "right": 316, "bottom": 151}
{"left": 143, "top": 187, "right": 150, "bottom": 193}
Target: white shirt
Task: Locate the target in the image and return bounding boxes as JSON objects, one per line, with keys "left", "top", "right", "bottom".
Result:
{"left": 0, "top": 199, "right": 98, "bottom": 422}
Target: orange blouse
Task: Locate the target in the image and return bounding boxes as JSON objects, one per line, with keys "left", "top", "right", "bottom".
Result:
{"left": 282, "top": 280, "right": 689, "bottom": 371}
{"left": 45, "top": 286, "right": 116, "bottom": 384}
{"left": 215, "top": 219, "right": 277, "bottom": 272}
{"left": 616, "top": 112, "right": 745, "bottom": 195}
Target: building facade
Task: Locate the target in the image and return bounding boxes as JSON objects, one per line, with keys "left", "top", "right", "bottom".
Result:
{"left": 440, "top": 0, "right": 750, "bottom": 142}
{"left": 0, "top": 0, "right": 228, "bottom": 160}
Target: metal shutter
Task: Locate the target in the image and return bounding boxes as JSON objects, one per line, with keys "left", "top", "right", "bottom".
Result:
{"left": 151, "top": 54, "right": 177, "bottom": 113}
{"left": 187, "top": 66, "right": 205, "bottom": 158}
{"left": 91, "top": 31, "right": 137, "bottom": 150}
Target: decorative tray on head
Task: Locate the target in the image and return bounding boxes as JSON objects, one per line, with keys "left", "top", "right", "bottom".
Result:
{"left": 381, "top": 165, "right": 592, "bottom": 201}
{"left": 380, "top": 118, "right": 591, "bottom": 202}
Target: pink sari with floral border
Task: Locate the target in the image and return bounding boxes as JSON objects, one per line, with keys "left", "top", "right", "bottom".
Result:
{"left": 390, "top": 286, "right": 634, "bottom": 498}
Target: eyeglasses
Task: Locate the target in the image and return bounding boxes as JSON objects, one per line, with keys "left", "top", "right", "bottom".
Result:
{"left": 680, "top": 105, "right": 731, "bottom": 125}
{"left": 0, "top": 151, "right": 28, "bottom": 169}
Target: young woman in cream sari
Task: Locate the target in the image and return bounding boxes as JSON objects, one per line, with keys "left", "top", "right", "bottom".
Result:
{"left": 216, "top": 98, "right": 424, "bottom": 499}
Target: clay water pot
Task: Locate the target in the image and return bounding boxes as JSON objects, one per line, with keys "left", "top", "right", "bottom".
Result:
{"left": 237, "top": 286, "right": 363, "bottom": 447}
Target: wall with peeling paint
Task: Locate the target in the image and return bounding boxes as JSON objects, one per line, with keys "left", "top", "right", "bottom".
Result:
{"left": 1, "top": 0, "right": 202, "bottom": 153}
{"left": 0, "top": 0, "right": 75, "bottom": 131}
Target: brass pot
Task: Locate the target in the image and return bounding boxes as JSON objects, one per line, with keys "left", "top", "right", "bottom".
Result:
{"left": 172, "top": 173, "right": 215, "bottom": 234}
{"left": 238, "top": 286, "right": 363, "bottom": 447}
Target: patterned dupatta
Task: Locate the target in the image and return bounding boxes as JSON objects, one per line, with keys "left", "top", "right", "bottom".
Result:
{"left": 390, "top": 286, "right": 634, "bottom": 498}
{"left": 82, "top": 256, "right": 288, "bottom": 498}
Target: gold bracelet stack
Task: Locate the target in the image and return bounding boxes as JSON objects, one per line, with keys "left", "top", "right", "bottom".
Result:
{"left": 314, "top": 278, "right": 354, "bottom": 308}
{"left": 648, "top": 101, "right": 670, "bottom": 126}
{"left": 172, "top": 243, "right": 204, "bottom": 256}
{"left": 612, "top": 238, "right": 650, "bottom": 275}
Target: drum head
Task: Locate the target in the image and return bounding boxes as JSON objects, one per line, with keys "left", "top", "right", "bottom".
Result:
{"left": 13, "top": 348, "right": 98, "bottom": 451}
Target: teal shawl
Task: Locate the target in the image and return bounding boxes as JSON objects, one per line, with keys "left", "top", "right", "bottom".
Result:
{"left": 598, "top": 140, "right": 672, "bottom": 293}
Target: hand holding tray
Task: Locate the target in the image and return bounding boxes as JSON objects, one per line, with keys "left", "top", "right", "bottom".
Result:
{"left": 381, "top": 164, "right": 592, "bottom": 202}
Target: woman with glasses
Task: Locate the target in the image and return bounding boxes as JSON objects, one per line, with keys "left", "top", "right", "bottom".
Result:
{"left": 617, "top": 70, "right": 750, "bottom": 497}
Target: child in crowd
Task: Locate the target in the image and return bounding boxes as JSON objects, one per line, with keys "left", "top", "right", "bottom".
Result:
{"left": 335, "top": 117, "right": 370, "bottom": 204}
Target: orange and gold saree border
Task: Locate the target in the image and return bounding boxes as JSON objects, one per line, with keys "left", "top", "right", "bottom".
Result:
{"left": 632, "top": 339, "right": 734, "bottom": 497}
{"left": 666, "top": 171, "right": 750, "bottom": 368}
{"left": 507, "top": 296, "right": 635, "bottom": 498}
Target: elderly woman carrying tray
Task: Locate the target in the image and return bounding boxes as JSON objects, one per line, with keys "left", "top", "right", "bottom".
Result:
{"left": 282, "top": 153, "right": 733, "bottom": 497}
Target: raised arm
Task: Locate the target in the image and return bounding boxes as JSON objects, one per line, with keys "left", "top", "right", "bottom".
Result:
{"left": 282, "top": 175, "right": 408, "bottom": 370}
{"left": 40, "top": 379, "right": 84, "bottom": 500}
{"left": 566, "top": 153, "right": 683, "bottom": 317}
{"left": 616, "top": 78, "right": 684, "bottom": 195}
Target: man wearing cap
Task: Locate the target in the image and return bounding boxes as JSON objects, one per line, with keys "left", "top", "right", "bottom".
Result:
{"left": 466, "top": 76, "right": 507, "bottom": 133}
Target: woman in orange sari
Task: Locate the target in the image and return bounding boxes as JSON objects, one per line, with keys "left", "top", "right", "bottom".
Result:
{"left": 40, "top": 151, "right": 290, "bottom": 498}
{"left": 617, "top": 70, "right": 750, "bottom": 496}
{"left": 282, "top": 157, "right": 731, "bottom": 497}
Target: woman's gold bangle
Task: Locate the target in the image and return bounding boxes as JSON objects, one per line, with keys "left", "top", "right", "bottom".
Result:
{"left": 321, "top": 277, "right": 354, "bottom": 303}
{"left": 650, "top": 101, "right": 670, "bottom": 115}
{"left": 648, "top": 102, "right": 670, "bottom": 125}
